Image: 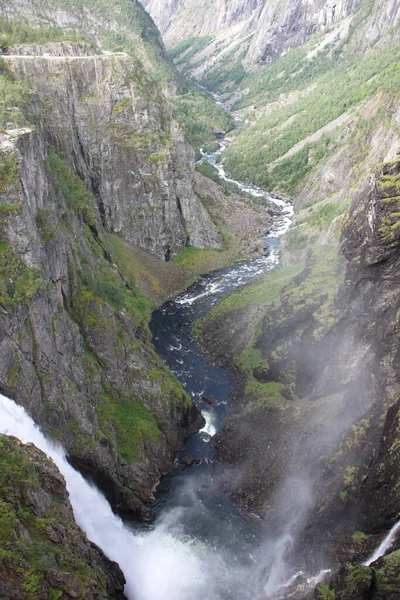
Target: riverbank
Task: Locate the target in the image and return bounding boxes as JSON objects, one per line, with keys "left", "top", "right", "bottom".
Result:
{"left": 127, "top": 170, "right": 274, "bottom": 305}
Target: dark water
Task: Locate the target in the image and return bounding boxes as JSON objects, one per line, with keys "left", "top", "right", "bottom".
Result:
{"left": 149, "top": 140, "right": 294, "bottom": 562}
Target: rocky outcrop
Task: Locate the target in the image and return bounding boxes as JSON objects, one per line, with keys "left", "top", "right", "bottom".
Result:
{"left": 3, "top": 43, "right": 221, "bottom": 259}
{"left": 0, "top": 434, "right": 126, "bottom": 600}
{"left": 141, "top": 0, "right": 264, "bottom": 46}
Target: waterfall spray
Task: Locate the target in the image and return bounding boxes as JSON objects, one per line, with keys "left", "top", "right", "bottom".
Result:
{"left": 0, "top": 394, "right": 260, "bottom": 600}
{"left": 0, "top": 393, "right": 142, "bottom": 598}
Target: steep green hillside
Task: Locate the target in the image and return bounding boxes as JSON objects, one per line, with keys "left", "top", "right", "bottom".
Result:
{"left": 223, "top": 0, "right": 400, "bottom": 194}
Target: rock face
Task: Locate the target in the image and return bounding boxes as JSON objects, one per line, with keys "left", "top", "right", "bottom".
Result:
{"left": 141, "top": 0, "right": 264, "bottom": 46}
{"left": 0, "top": 33, "right": 211, "bottom": 518}
{"left": 0, "top": 434, "right": 126, "bottom": 600}
{"left": 245, "top": 0, "right": 361, "bottom": 68}
{"left": 4, "top": 43, "right": 221, "bottom": 259}
{"left": 143, "top": 0, "right": 361, "bottom": 72}
{"left": 0, "top": 121, "right": 204, "bottom": 519}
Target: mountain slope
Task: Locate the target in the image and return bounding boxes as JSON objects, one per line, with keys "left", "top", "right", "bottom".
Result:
{"left": 144, "top": 0, "right": 367, "bottom": 89}
{"left": 0, "top": 9, "right": 217, "bottom": 520}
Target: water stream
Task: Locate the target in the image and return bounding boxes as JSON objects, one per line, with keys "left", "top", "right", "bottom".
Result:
{"left": 364, "top": 521, "right": 400, "bottom": 567}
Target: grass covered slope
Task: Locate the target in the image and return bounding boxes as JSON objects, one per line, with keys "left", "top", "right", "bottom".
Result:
{"left": 219, "top": 0, "right": 400, "bottom": 195}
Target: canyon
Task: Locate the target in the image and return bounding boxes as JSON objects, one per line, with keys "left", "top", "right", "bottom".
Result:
{"left": 1, "top": 1, "right": 400, "bottom": 599}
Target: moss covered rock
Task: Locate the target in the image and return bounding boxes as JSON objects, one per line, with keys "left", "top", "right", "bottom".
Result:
{"left": 0, "top": 435, "right": 126, "bottom": 600}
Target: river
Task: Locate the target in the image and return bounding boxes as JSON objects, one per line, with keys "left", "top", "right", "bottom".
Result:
{"left": 0, "top": 128, "right": 393, "bottom": 598}
{"left": 0, "top": 131, "right": 294, "bottom": 599}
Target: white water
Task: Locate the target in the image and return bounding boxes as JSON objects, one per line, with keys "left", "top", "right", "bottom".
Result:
{"left": 0, "top": 393, "right": 236, "bottom": 600}
{"left": 175, "top": 250, "right": 281, "bottom": 306}
{"left": 364, "top": 520, "right": 400, "bottom": 566}
{"left": 199, "top": 140, "right": 294, "bottom": 236}
{"left": 0, "top": 393, "right": 278, "bottom": 600}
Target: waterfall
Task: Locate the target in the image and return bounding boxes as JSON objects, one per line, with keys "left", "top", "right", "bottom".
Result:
{"left": 364, "top": 520, "right": 400, "bottom": 566}
{"left": 0, "top": 393, "right": 225, "bottom": 600}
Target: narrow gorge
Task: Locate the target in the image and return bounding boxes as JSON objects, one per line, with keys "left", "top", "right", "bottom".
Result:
{"left": 1, "top": 1, "right": 400, "bottom": 600}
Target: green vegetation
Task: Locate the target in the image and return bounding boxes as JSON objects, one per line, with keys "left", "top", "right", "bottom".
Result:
{"left": 0, "top": 436, "right": 112, "bottom": 598}
{"left": 173, "top": 246, "right": 217, "bottom": 266}
{"left": 285, "top": 228, "right": 309, "bottom": 251}
{"left": 339, "top": 565, "right": 374, "bottom": 595}
{"left": 223, "top": 37, "right": 400, "bottom": 191}
{"left": 235, "top": 348, "right": 287, "bottom": 407}
{"left": 171, "top": 91, "right": 235, "bottom": 148}
{"left": 98, "top": 391, "right": 161, "bottom": 462}
{"left": 315, "top": 583, "right": 336, "bottom": 600}
{"left": 76, "top": 234, "right": 155, "bottom": 334}
{"left": 343, "top": 419, "right": 370, "bottom": 452}
{"left": 170, "top": 35, "right": 213, "bottom": 66}
{"left": 0, "top": 238, "right": 46, "bottom": 309}
{"left": 376, "top": 549, "right": 400, "bottom": 591}
{"left": 195, "top": 161, "right": 257, "bottom": 199}
{"left": 305, "top": 201, "right": 346, "bottom": 230}
{"left": 47, "top": 0, "right": 163, "bottom": 50}
{"left": 375, "top": 162, "right": 400, "bottom": 245}
{"left": 0, "top": 58, "right": 29, "bottom": 128}
{"left": 35, "top": 209, "right": 55, "bottom": 243}
{"left": 343, "top": 466, "right": 357, "bottom": 486}
{"left": 200, "top": 46, "right": 247, "bottom": 93}
{"left": 169, "top": 35, "right": 247, "bottom": 93}
{"left": 198, "top": 261, "right": 305, "bottom": 329}
{"left": 45, "top": 150, "right": 97, "bottom": 228}
{"left": 0, "top": 16, "right": 88, "bottom": 48}
{"left": 351, "top": 531, "right": 369, "bottom": 544}
{"left": 0, "top": 149, "right": 19, "bottom": 191}
{"left": 279, "top": 246, "right": 343, "bottom": 342}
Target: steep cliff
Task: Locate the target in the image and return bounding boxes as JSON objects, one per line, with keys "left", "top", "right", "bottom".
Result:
{"left": 0, "top": 29, "right": 218, "bottom": 519}
{"left": 3, "top": 42, "right": 221, "bottom": 259}
{"left": 0, "top": 118, "right": 206, "bottom": 518}
{"left": 146, "top": 0, "right": 365, "bottom": 86}
{"left": 0, "top": 434, "right": 126, "bottom": 600}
